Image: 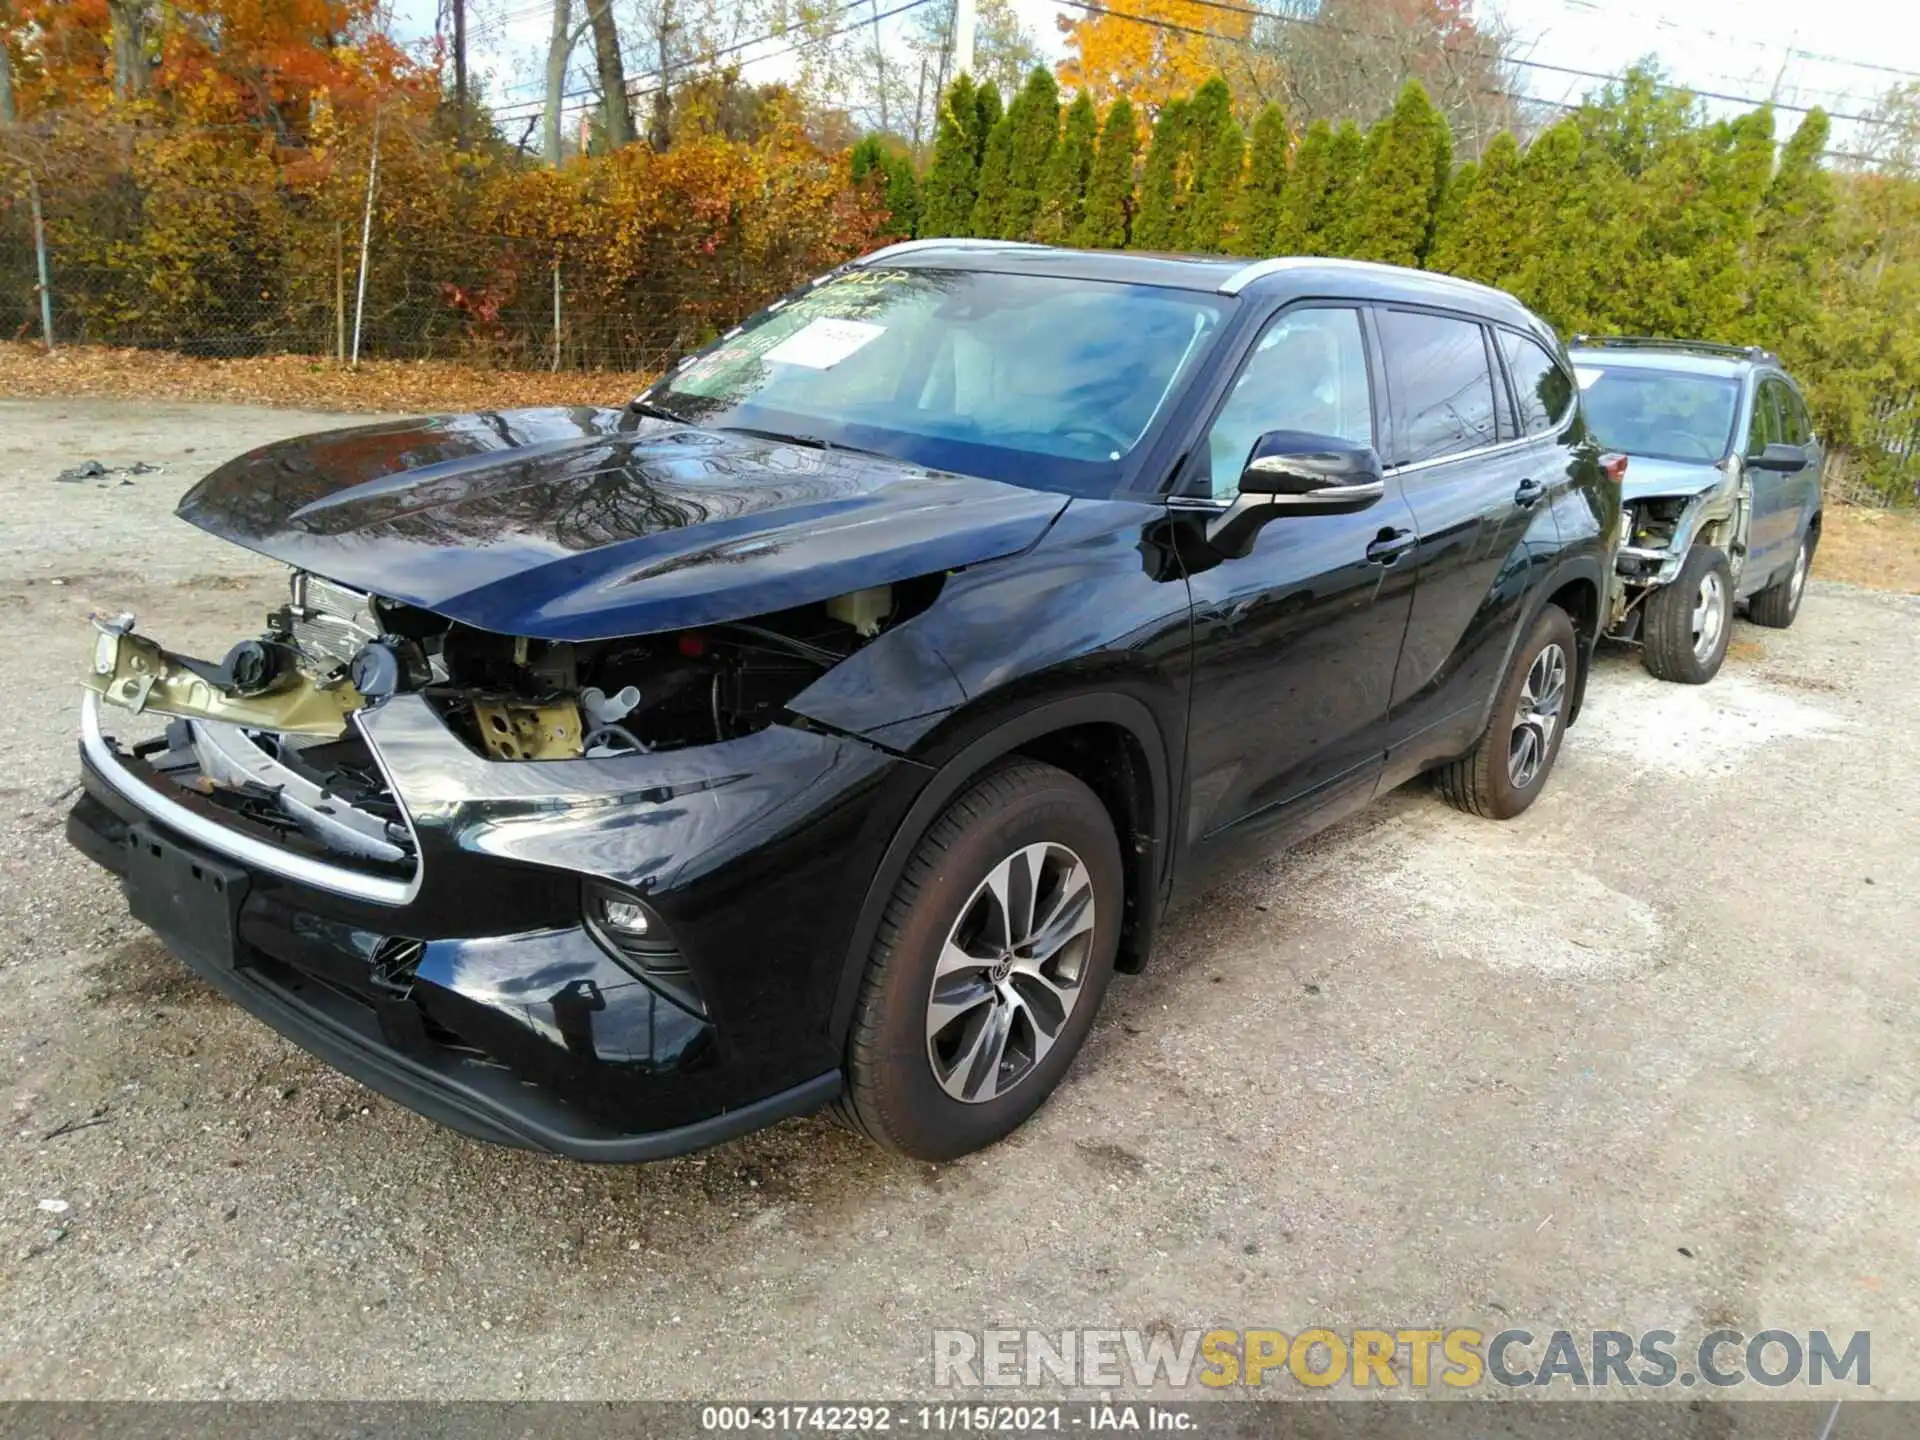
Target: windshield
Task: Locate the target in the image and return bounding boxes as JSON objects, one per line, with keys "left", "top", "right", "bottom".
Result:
{"left": 1574, "top": 365, "right": 1741, "bottom": 463}
{"left": 647, "top": 269, "right": 1229, "bottom": 497}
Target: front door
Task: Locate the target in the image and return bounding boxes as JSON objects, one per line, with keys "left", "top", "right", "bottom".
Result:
{"left": 1177, "top": 304, "right": 1419, "bottom": 872}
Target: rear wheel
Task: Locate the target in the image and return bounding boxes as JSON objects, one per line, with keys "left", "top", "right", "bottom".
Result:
{"left": 833, "top": 760, "right": 1123, "bottom": 1161}
{"left": 1642, "top": 546, "right": 1733, "bottom": 684}
{"left": 1435, "top": 602, "right": 1577, "bottom": 820}
{"left": 1748, "top": 531, "right": 1813, "bottom": 629}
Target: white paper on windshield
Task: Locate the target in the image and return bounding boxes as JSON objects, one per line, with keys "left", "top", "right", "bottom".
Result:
{"left": 1574, "top": 366, "right": 1604, "bottom": 389}
{"left": 763, "top": 317, "right": 886, "bottom": 369}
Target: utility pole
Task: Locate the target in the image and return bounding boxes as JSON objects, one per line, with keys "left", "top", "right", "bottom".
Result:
{"left": 453, "top": 0, "right": 469, "bottom": 149}
{"left": 869, "top": 0, "right": 889, "bottom": 134}
{"left": 951, "top": 0, "right": 975, "bottom": 80}
{"left": 351, "top": 111, "right": 382, "bottom": 368}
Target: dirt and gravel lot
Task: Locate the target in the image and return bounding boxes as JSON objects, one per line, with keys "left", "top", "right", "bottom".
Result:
{"left": 1, "top": 396, "right": 1916, "bottom": 1401}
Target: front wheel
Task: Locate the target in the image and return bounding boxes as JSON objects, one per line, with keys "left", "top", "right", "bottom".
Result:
{"left": 1435, "top": 602, "right": 1578, "bottom": 820}
{"left": 1642, "top": 546, "right": 1734, "bottom": 684}
{"left": 833, "top": 760, "right": 1124, "bottom": 1161}
{"left": 1747, "top": 531, "right": 1813, "bottom": 629}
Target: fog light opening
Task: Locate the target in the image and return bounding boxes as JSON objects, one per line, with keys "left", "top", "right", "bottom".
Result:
{"left": 583, "top": 882, "right": 706, "bottom": 1015}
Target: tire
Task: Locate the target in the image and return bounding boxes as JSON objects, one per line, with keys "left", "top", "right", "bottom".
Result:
{"left": 832, "top": 759, "right": 1124, "bottom": 1161}
{"left": 1642, "top": 545, "right": 1734, "bottom": 684}
{"left": 1435, "top": 602, "right": 1578, "bottom": 821}
{"left": 1747, "top": 529, "right": 1813, "bottom": 629}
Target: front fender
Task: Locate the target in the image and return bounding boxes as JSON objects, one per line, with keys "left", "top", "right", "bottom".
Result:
{"left": 826, "top": 687, "right": 1179, "bottom": 1047}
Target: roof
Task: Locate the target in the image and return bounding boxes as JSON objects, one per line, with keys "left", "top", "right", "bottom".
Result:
{"left": 850, "top": 241, "right": 1552, "bottom": 340}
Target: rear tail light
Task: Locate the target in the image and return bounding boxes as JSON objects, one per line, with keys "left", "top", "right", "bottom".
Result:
{"left": 1602, "top": 453, "right": 1630, "bottom": 484}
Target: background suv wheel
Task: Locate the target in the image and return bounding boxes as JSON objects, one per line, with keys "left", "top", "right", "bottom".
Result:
{"left": 1642, "top": 545, "right": 1734, "bottom": 684}
{"left": 1748, "top": 531, "right": 1814, "bottom": 629}
{"left": 833, "top": 760, "right": 1124, "bottom": 1161}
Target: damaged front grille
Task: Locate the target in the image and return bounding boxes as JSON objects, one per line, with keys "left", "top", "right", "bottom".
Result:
{"left": 140, "top": 718, "right": 417, "bottom": 878}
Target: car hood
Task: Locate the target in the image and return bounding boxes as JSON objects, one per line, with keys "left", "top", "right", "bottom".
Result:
{"left": 176, "top": 406, "right": 1070, "bottom": 640}
{"left": 1617, "top": 455, "right": 1730, "bottom": 504}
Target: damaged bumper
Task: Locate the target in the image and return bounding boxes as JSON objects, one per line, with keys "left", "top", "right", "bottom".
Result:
{"left": 71, "top": 686, "right": 909, "bottom": 1161}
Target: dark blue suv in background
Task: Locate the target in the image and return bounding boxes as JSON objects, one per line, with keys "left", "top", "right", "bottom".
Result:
{"left": 71, "top": 243, "right": 1620, "bottom": 1162}
{"left": 1571, "top": 337, "right": 1824, "bottom": 684}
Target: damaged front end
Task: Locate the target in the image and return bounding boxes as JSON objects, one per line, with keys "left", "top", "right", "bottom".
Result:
{"left": 71, "top": 566, "right": 935, "bottom": 1159}
{"left": 1606, "top": 458, "right": 1751, "bottom": 637}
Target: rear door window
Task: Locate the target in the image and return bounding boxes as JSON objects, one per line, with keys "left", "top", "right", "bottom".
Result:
{"left": 1378, "top": 309, "right": 1499, "bottom": 464}
{"left": 1499, "top": 331, "right": 1574, "bottom": 436}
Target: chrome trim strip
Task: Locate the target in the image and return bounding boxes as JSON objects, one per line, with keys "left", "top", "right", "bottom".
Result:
{"left": 81, "top": 693, "right": 418, "bottom": 906}
{"left": 1384, "top": 429, "right": 1558, "bottom": 477}
{"left": 193, "top": 721, "right": 408, "bottom": 864}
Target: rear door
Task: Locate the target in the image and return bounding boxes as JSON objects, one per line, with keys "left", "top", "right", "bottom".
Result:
{"left": 1375, "top": 308, "right": 1561, "bottom": 757}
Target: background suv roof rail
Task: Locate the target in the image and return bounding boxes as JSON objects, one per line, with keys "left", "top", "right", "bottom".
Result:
{"left": 1571, "top": 334, "right": 1776, "bottom": 364}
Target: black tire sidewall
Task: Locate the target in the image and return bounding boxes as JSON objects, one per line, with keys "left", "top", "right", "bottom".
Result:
{"left": 1645, "top": 547, "right": 1734, "bottom": 683}
{"left": 1751, "top": 533, "right": 1810, "bottom": 628}
{"left": 855, "top": 766, "right": 1124, "bottom": 1161}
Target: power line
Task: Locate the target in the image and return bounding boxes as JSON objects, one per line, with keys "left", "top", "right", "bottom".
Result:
{"left": 1047, "top": 0, "right": 1912, "bottom": 130}
{"left": 1545, "top": 0, "right": 1920, "bottom": 85}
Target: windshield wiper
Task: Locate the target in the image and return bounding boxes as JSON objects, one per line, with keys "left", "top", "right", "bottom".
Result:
{"left": 630, "top": 396, "right": 693, "bottom": 424}
{"left": 714, "top": 424, "right": 895, "bottom": 461}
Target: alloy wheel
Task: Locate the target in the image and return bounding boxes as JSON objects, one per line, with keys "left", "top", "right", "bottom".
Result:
{"left": 926, "top": 842, "right": 1096, "bottom": 1105}
{"left": 1691, "top": 570, "right": 1727, "bottom": 663}
{"left": 1790, "top": 541, "right": 1810, "bottom": 608}
{"left": 1508, "top": 642, "right": 1568, "bottom": 790}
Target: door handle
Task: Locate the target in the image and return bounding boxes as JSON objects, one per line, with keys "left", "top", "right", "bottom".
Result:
{"left": 1514, "top": 477, "right": 1547, "bottom": 508}
{"left": 1365, "top": 528, "right": 1417, "bottom": 564}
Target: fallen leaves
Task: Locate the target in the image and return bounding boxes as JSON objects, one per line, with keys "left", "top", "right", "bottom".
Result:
{"left": 0, "top": 344, "right": 652, "bottom": 415}
{"left": 1815, "top": 505, "right": 1920, "bottom": 594}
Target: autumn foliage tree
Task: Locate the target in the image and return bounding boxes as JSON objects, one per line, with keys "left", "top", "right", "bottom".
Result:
{"left": 1056, "top": 0, "right": 1245, "bottom": 113}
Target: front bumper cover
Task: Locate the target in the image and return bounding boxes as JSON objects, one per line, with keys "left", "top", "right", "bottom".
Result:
{"left": 71, "top": 690, "right": 908, "bottom": 1160}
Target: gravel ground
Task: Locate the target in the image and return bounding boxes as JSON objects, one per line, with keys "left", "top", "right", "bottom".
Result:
{"left": 1, "top": 397, "right": 1917, "bottom": 1401}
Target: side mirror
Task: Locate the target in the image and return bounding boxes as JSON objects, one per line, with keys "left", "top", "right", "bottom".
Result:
{"left": 1207, "top": 431, "right": 1385, "bottom": 558}
{"left": 1750, "top": 441, "right": 1808, "bottom": 473}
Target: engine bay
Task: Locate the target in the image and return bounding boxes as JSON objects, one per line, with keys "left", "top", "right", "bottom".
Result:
{"left": 87, "top": 568, "right": 937, "bottom": 762}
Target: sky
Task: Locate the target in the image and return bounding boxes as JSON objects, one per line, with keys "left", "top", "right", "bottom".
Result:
{"left": 387, "top": 0, "right": 1920, "bottom": 157}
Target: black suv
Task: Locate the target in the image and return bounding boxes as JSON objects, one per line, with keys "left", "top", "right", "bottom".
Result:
{"left": 70, "top": 243, "right": 1619, "bottom": 1162}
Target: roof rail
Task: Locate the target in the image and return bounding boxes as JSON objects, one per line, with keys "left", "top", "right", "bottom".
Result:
{"left": 1570, "top": 334, "right": 1775, "bottom": 363}
{"left": 1218, "top": 254, "right": 1516, "bottom": 299}
{"left": 855, "top": 238, "right": 1049, "bottom": 266}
